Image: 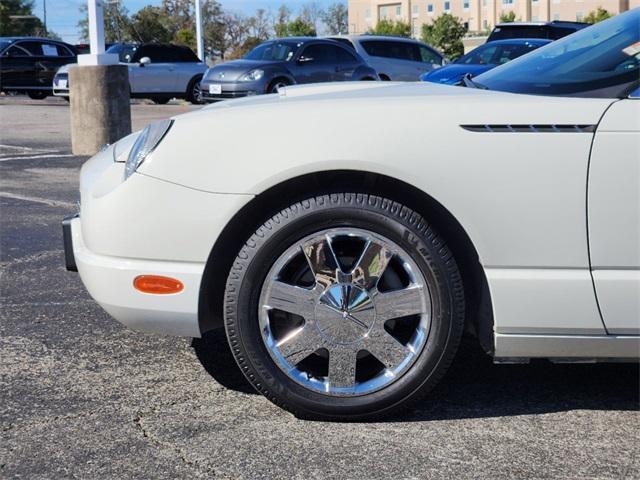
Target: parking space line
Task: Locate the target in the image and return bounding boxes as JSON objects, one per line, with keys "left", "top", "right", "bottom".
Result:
{"left": 0, "top": 191, "right": 76, "bottom": 208}
{"left": 0, "top": 154, "right": 74, "bottom": 162}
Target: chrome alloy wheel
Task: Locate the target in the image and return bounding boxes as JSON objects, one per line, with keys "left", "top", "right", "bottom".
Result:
{"left": 258, "top": 228, "right": 432, "bottom": 396}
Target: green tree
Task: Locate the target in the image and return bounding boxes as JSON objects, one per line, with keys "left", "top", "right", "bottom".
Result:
{"left": 78, "top": 2, "right": 132, "bottom": 43}
{"left": 174, "top": 27, "right": 195, "bottom": 50}
{"left": 0, "top": 0, "right": 45, "bottom": 36}
{"left": 584, "top": 7, "right": 612, "bottom": 24}
{"left": 277, "top": 17, "right": 316, "bottom": 37}
{"left": 367, "top": 19, "right": 411, "bottom": 37}
{"left": 127, "top": 6, "right": 173, "bottom": 43}
{"left": 322, "top": 2, "right": 348, "bottom": 35}
{"left": 274, "top": 4, "right": 292, "bottom": 37}
{"left": 421, "top": 13, "right": 467, "bottom": 59}
{"left": 499, "top": 10, "right": 517, "bottom": 23}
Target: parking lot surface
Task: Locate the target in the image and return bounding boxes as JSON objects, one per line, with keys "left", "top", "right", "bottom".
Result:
{"left": 1, "top": 95, "right": 639, "bottom": 479}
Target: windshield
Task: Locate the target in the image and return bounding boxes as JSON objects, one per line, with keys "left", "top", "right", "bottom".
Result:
{"left": 0, "top": 40, "right": 12, "bottom": 52}
{"left": 106, "top": 43, "right": 138, "bottom": 63}
{"left": 244, "top": 41, "right": 300, "bottom": 61}
{"left": 475, "top": 9, "right": 640, "bottom": 98}
{"left": 456, "top": 41, "right": 547, "bottom": 65}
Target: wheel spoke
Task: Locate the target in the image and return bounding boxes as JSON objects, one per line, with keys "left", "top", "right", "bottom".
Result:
{"left": 374, "top": 285, "right": 426, "bottom": 322}
{"left": 365, "top": 325, "right": 411, "bottom": 370}
{"left": 351, "top": 240, "right": 393, "bottom": 291}
{"left": 277, "top": 325, "right": 323, "bottom": 366}
{"left": 265, "top": 280, "right": 317, "bottom": 320}
{"left": 327, "top": 347, "right": 358, "bottom": 389}
{"left": 302, "top": 235, "right": 341, "bottom": 289}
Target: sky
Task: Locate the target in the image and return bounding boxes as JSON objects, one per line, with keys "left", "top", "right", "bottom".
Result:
{"left": 32, "top": 0, "right": 342, "bottom": 43}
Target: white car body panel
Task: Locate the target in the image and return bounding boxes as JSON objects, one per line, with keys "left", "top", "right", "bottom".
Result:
{"left": 588, "top": 100, "right": 640, "bottom": 335}
{"left": 71, "top": 81, "right": 639, "bottom": 359}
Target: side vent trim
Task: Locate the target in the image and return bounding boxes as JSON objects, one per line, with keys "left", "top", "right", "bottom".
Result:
{"left": 461, "top": 124, "right": 597, "bottom": 133}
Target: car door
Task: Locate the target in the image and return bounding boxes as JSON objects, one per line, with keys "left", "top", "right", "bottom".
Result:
{"left": 416, "top": 44, "right": 444, "bottom": 75}
{"left": 129, "top": 46, "right": 178, "bottom": 94}
{"left": 332, "top": 45, "right": 360, "bottom": 81}
{"left": 1, "top": 43, "right": 34, "bottom": 88}
{"left": 587, "top": 96, "right": 640, "bottom": 335}
{"left": 293, "top": 43, "right": 335, "bottom": 84}
{"left": 17, "top": 40, "right": 67, "bottom": 89}
{"left": 358, "top": 40, "right": 417, "bottom": 81}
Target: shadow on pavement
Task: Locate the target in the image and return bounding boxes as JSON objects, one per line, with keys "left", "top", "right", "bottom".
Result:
{"left": 193, "top": 330, "right": 639, "bottom": 420}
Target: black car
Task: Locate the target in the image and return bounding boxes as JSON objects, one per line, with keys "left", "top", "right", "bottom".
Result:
{"left": 0, "top": 37, "right": 77, "bottom": 99}
{"left": 486, "top": 20, "right": 590, "bottom": 42}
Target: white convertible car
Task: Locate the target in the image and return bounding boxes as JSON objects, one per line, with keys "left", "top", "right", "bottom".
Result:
{"left": 63, "top": 10, "right": 639, "bottom": 420}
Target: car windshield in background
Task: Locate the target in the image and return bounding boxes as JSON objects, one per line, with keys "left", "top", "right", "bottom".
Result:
{"left": 106, "top": 44, "right": 137, "bottom": 63}
{"left": 244, "top": 41, "right": 299, "bottom": 61}
{"left": 475, "top": 9, "right": 640, "bottom": 98}
{"left": 456, "top": 41, "right": 546, "bottom": 65}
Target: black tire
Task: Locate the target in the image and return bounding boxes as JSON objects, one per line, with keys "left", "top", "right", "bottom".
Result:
{"left": 151, "top": 97, "right": 170, "bottom": 105}
{"left": 27, "top": 91, "right": 48, "bottom": 100}
{"left": 224, "top": 193, "right": 465, "bottom": 421}
{"left": 267, "top": 78, "right": 290, "bottom": 94}
{"left": 186, "top": 75, "right": 203, "bottom": 104}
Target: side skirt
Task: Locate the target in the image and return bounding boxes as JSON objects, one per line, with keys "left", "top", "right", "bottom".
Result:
{"left": 494, "top": 333, "right": 640, "bottom": 361}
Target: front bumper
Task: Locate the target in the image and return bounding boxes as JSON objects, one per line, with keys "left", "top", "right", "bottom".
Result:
{"left": 63, "top": 142, "right": 252, "bottom": 337}
{"left": 199, "top": 78, "right": 264, "bottom": 102}
{"left": 63, "top": 214, "right": 204, "bottom": 337}
{"left": 53, "top": 73, "right": 69, "bottom": 97}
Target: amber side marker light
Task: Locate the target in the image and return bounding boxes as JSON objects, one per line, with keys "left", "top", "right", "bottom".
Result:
{"left": 134, "top": 275, "right": 184, "bottom": 294}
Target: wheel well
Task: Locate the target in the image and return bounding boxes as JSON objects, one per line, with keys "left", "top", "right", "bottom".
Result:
{"left": 198, "top": 170, "right": 494, "bottom": 354}
{"left": 186, "top": 74, "right": 203, "bottom": 94}
{"left": 379, "top": 74, "right": 391, "bottom": 81}
{"left": 267, "top": 76, "right": 292, "bottom": 90}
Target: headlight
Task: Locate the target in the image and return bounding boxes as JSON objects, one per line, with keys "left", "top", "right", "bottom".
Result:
{"left": 124, "top": 119, "right": 173, "bottom": 180}
{"left": 239, "top": 69, "right": 264, "bottom": 82}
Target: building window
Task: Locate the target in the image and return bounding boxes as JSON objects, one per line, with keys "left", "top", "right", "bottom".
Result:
{"left": 365, "top": 8, "right": 371, "bottom": 19}
{"left": 427, "top": 4, "right": 434, "bottom": 13}
{"left": 463, "top": 0, "right": 469, "bottom": 9}
{"left": 482, "top": 0, "right": 487, "bottom": 6}
{"left": 396, "top": 5, "right": 402, "bottom": 17}
{"left": 532, "top": 15, "right": 538, "bottom": 20}
{"left": 412, "top": 4, "right": 419, "bottom": 16}
{"left": 576, "top": 11, "right": 583, "bottom": 21}
{"left": 380, "top": 5, "right": 388, "bottom": 19}
{"left": 483, "top": 19, "right": 488, "bottom": 28}
{"left": 553, "top": 13, "right": 560, "bottom": 20}
{"left": 444, "top": 1, "right": 450, "bottom": 12}
{"left": 502, "top": 0, "right": 514, "bottom": 5}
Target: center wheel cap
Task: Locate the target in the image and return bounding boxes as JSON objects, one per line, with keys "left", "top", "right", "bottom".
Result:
{"left": 315, "top": 284, "right": 375, "bottom": 344}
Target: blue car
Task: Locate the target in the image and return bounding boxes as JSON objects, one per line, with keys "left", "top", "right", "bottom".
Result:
{"left": 420, "top": 38, "right": 551, "bottom": 85}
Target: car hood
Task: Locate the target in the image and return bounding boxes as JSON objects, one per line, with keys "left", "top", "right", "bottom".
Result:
{"left": 144, "top": 80, "right": 614, "bottom": 194}
{"left": 421, "top": 64, "right": 495, "bottom": 85}
{"left": 205, "top": 59, "right": 285, "bottom": 82}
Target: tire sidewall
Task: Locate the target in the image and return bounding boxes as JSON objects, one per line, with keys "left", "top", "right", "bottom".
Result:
{"left": 225, "top": 194, "right": 463, "bottom": 419}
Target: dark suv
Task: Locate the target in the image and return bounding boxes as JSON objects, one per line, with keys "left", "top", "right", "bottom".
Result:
{"left": 0, "top": 37, "right": 77, "bottom": 99}
{"left": 487, "top": 21, "right": 590, "bottom": 42}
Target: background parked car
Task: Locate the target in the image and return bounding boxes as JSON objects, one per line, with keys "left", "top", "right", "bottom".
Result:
{"left": 0, "top": 37, "right": 77, "bottom": 99}
{"left": 421, "top": 38, "right": 551, "bottom": 85}
{"left": 53, "top": 43, "right": 207, "bottom": 104}
{"left": 199, "top": 37, "right": 378, "bottom": 102}
{"left": 329, "top": 35, "right": 445, "bottom": 81}
{"left": 487, "top": 20, "right": 589, "bottom": 42}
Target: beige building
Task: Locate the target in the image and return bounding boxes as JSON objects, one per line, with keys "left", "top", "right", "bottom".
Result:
{"left": 348, "top": 0, "right": 639, "bottom": 35}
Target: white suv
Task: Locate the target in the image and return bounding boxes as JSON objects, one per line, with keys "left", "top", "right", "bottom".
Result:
{"left": 329, "top": 35, "right": 445, "bottom": 81}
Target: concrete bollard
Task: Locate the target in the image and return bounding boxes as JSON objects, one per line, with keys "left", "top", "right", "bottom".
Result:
{"left": 69, "top": 64, "right": 132, "bottom": 155}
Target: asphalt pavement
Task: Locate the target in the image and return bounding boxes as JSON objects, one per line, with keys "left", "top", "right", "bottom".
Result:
{"left": 1, "top": 95, "right": 639, "bottom": 479}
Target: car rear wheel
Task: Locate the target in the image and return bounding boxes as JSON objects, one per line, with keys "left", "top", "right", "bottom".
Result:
{"left": 223, "top": 193, "right": 465, "bottom": 420}
{"left": 27, "top": 91, "right": 48, "bottom": 100}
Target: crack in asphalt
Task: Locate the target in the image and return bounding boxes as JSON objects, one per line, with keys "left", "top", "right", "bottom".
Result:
{"left": 132, "top": 410, "right": 225, "bottom": 479}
